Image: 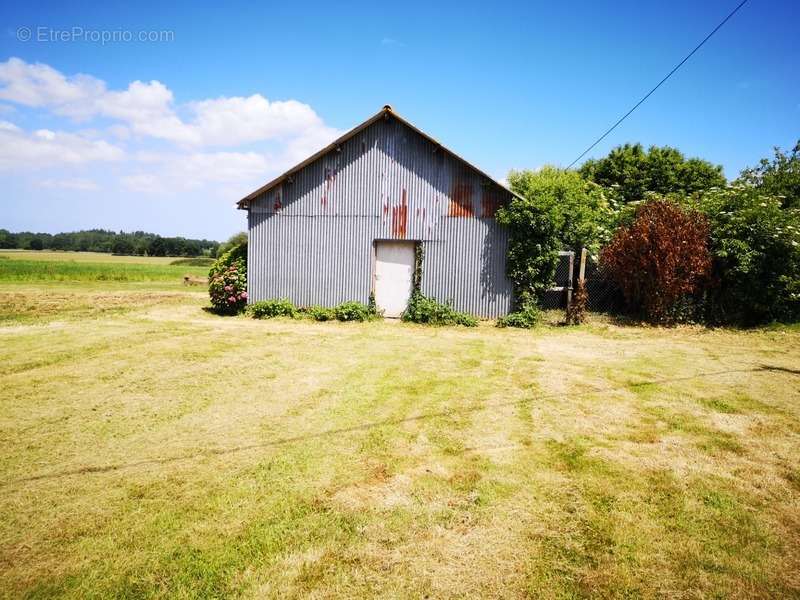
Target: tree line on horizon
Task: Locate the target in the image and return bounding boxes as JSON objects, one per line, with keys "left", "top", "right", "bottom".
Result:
{"left": 0, "top": 229, "right": 221, "bottom": 258}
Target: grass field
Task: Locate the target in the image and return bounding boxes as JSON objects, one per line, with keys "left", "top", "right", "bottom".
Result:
{"left": 0, "top": 252, "right": 208, "bottom": 321}
{"left": 1, "top": 253, "right": 799, "bottom": 598}
{"left": 0, "top": 250, "right": 186, "bottom": 264}
{"left": 0, "top": 250, "right": 208, "bottom": 285}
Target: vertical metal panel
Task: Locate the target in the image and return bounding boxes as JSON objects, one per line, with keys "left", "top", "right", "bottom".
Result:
{"left": 248, "top": 117, "right": 514, "bottom": 318}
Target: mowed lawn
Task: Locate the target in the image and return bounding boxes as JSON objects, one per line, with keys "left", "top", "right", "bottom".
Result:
{"left": 0, "top": 251, "right": 209, "bottom": 323}
{"left": 1, "top": 253, "right": 799, "bottom": 598}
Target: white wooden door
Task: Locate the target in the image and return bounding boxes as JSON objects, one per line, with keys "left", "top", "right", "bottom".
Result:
{"left": 374, "top": 241, "right": 415, "bottom": 318}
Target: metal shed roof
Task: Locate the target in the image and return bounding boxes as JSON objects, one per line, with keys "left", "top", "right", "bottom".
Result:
{"left": 237, "top": 105, "right": 522, "bottom": 209}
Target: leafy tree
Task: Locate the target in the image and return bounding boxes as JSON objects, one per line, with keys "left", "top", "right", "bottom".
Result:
{"left": 148, "top": 236, "right": 167, "bottom": 256}
{"left": 495, "top": 191, "right": 561, "bottom": 308}
{"left": 0, "top": 229, "right": 17, "bottom": 249}
{"left": 217, "top": 232, "right": 248, "bottom": 257}
{"left": 737, "top": 140, "right": 800, "bottom": 209}
{"left": 580, "top": 143, "right": 726, "bottom": 203}
{"left": 112, "top": 238, "right": 135, "bottom": 255}
{"left": 507, "top": 166, "right": 613, "bottom": 254}
{"left": 0, "top": 229, "right": 218, "bottom": 256}
{"left": 695, "top": 185, "right": 800, "bottom": 324}
{"left": 50, "top": 234, "right": 70, "bottom": 250}
{"left": 28, "top": 237, "right": 44, "bottom": 251}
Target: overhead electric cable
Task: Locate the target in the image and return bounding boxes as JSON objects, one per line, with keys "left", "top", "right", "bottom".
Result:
{"left": 567, "top": 0, "right": 749, "bottom": 169}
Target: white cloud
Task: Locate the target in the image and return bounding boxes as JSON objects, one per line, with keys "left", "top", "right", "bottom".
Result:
{"left": 121, "top": 173, "right": 162, "bottom": 194}
{"left": 38, "top": 177, "right": 100, "bottom": 191}
{"left": 0, "top": 57, "right": 342, "bottom": 150}
{"left": 97, "top": 80, "right": 199, "bottom": 144}
{"left": 107, "top": 124, "right": 131, "bottom": 140}
{"left": 0, "top": 121, "right": 124, "bottom": 169}
{"left": 381, "top": 37, "right": 405, "bottom": 47}
{"left": 173, "top": 151, "right": 270, "bottom": 183}
{"left": 0, "top": 58, "right": 104, "bottom": 117}
{"left": 0, "top": 120, "right": 20, "bottom": 132}
{"left": 34, "top": 128, "right": 56, "bottom": 140}
{"left": 282, "top": 124, "right": 342, "bottom": 166}
{"left": 187, "top": 95, "right": 335, "bottom": 147}
{"left": 0, "top": 58, "right": 345, "bottom": 209}
{"left": 123, "top": 150, "right": 271, "bottom": 196}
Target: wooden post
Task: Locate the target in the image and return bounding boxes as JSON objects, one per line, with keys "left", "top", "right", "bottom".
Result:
{"left": 579, "top": 248, "right": 587, "bottom": 283}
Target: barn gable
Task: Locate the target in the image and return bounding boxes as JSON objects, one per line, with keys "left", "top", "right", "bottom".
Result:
{"left": 241, "top": 106, "right": 516, "bottom": 318}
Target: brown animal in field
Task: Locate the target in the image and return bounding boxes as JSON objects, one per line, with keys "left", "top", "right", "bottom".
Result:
{"left": 183, "top": 275, "right": 208, "bottom": 286}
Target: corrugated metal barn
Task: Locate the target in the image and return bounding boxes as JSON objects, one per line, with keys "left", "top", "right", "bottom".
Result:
{"left": 238, "top": 105, "right": 520, "bottom": 318}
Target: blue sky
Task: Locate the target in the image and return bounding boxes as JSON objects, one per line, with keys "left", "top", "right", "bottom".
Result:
{"left": 1, "top": 0, "right": 797, "bottom": 241}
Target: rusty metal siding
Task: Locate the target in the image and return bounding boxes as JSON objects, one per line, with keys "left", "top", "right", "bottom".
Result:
{"left": 247, "top": 116, "right": 514, "bottom": 317}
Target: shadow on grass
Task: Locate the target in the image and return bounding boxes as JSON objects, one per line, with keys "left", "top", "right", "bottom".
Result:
{"left": 5, "top": 363, "right": 796, "bottom": 488}
{"left": 201, "top": 306, "right": 242, "bottom": 317}
{"left": 758, "top": 364, "right": 800, "bottom": 376}
{"left": 602, "top": 312, "right": 800, "bottom": 332}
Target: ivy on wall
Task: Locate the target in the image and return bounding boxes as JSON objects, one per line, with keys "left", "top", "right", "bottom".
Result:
{"left": 412, "top": 241, "right": 424, "bottom": 293}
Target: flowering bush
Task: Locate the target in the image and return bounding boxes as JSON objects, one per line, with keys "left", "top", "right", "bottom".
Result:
{"left": 601, "top": 199, "right": 711, "bottom": 324}
{"left": 697, "top": 186, "right": 800, "bottom": 324}
{"left": 208, "top": 243, "right": 247, "bottom": 314}
{"left": 506, "top": 167, "right": 614, "bottom": 255}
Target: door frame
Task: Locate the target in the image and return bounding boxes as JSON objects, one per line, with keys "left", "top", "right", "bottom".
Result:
{"left": 370, "top": 238, "right": 420, "bottom": 311}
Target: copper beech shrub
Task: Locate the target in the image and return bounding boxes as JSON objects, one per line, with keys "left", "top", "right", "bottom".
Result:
{"left": 601, "top": 199, "right": 712, "bottom": 323}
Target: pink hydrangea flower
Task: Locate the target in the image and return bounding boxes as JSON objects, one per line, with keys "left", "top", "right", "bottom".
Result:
{"left": 228, "top": 296, "right": 236, "bottom": 303}
{"left": 241, "top": 291, "right": 248, "bottom": 299}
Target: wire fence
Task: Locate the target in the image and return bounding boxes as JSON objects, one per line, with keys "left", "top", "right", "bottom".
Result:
{"left": 542, "top": 251, "right": 573, "bottom": 309}
{"left": 540, "top": 249, "right": 623, "bottom": 314}
{"left": 582, "top": 254, "right": 623, "bottom": 313}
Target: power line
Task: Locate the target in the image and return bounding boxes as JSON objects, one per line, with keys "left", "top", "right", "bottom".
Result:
{"left": 567, "top": 0, "right": 750, "bottom": 169}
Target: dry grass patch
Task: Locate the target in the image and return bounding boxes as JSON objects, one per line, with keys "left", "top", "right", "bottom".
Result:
{"left": 0, "top": 285, "right": 798, "bottom": 598}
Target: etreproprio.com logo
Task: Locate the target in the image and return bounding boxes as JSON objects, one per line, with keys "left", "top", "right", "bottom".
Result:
{"left": 16, "top": 26, "right": 175, "bottom": 44}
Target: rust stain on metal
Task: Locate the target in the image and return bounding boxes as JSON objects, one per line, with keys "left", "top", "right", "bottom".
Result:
{"left": 481, "top": 187, "right": 502, "bottom": 218}
{"left": 391, "top": 189, "right": 409, "bottom": 238}
{"left": 321, "top": 167, "right": 337, "bottom": 208}
{"left": 273, "top": 189, "right": 282, "bottom": 212}
{"left": 449, "top": 181, "right": 474, "bottom": 217}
